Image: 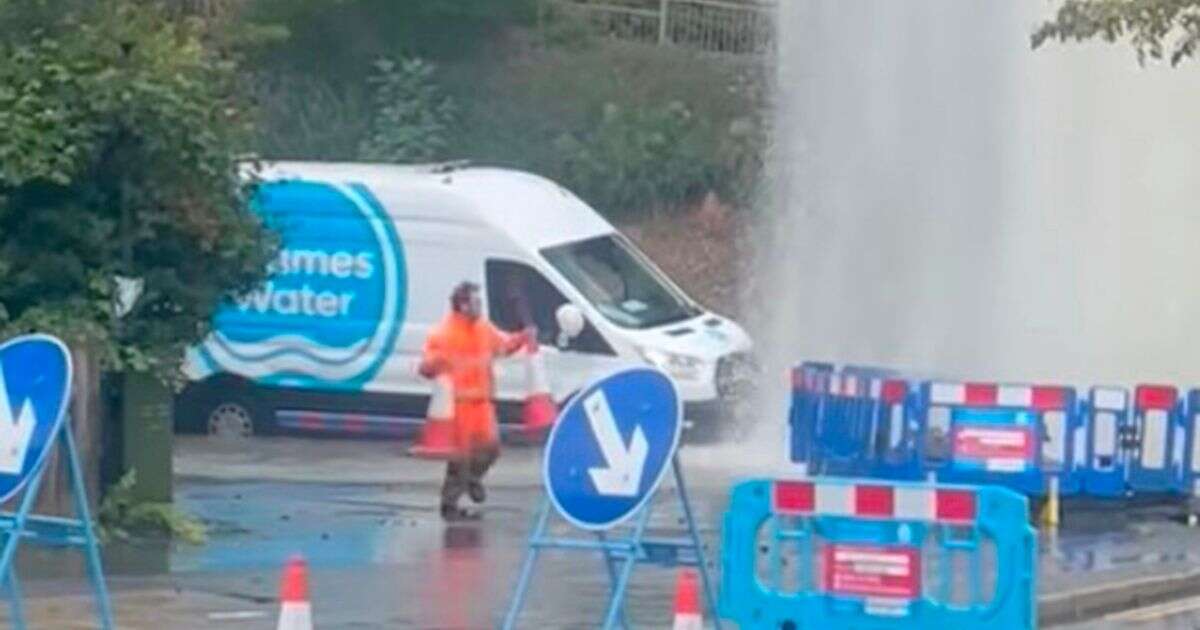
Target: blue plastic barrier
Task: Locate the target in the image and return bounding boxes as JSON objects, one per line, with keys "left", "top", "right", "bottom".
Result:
{"left": 869, "top": 380, "right": 923, "bottom": 481}
{"left": 1183, "top": 389, "right": 1200, "bottom": 498}
{"left": 788, "top": 361, "right": 1200, "bottom": 502}
{"left": 917, "top": 382, "right": 1077, "bottom": 497}
{"left": 1081, "top": 387, "right": 1130, "bottom": 498}
{"left": 1127, "top": 385, "right": 1181, "bottom": 494}
{"left": 817, "top": 373, "right": 874, "bottom": 476}
{"left": 790, "top": 363, "right": 834, "bottom": 467}
{"left": 719, "top": 478, "right": 1036, "bottom": 629}
{"left": 789, "top": 369, "right": 809, "bottom": 465}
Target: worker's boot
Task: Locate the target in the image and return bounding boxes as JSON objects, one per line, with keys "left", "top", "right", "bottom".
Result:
{"left": 441, "top": 502, "right": 481, "bottom": 522}
{"left": 468, "top": 481, "right": 486, "bottom": 504}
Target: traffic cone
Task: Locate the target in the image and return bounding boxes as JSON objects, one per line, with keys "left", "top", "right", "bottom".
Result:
{"left": 672, "top": 568, "right": 703, "bottom": 630}
{"left": 277, "top": 556, "right": 313, "bottom": 630}
{"left": 410, "top": 374, "right": 459, "bottom": 459}
{"left": 522, "top": 341, "right": 557, "bottom": 438}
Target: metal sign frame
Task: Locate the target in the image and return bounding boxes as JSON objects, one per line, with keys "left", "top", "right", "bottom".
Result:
{"left": 0, "top": 335, "right": 112, "bottom": 629}
{"left": 502, "top": 455, "right": 720, "bottom": 630}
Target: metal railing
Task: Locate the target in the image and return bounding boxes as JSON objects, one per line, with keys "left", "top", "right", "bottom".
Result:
{"left": 552, "top": 0, "right": 775, "bottom": 55}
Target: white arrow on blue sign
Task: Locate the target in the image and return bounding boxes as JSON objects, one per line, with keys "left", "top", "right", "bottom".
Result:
{"left": 0, "top": 335, "right": 72, "bottom": 504}
{"left": 542, "top": 367, "right": 682, "bottom": 531}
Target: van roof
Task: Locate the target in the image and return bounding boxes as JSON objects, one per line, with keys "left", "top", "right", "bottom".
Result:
{"left": 251, "top": 161, "right": 615, "bottom": 251}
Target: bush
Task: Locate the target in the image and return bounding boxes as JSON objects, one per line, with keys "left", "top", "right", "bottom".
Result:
{"left": 98, "top": 471, "right": 206, "bottom": 544}
{"left": 551, "top": 101, "right": 715, "bottom": 216}
{"left": 237, "top": 3, "right": 769, "bottom": 217}
{"left": 441, "top": 35, "right": 768, "bottom": 215}
{"left": 242, "top": 0, "right": 538, "bottom": 81}
{"left": 0, "top": 0, "right": 277, "bottom": 376}
{"left": 359, "top": 57, "right": 457, "bottom": 163}
{"left": 247, "top": 72, "right": 370, "bottom": 160}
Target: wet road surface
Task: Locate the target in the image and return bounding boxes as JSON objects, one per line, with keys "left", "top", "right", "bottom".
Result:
{"left": 33, "top": 435, "right": 1200, "bottom": 628}
{"left": 169, "top": 436, "right": 737, "bottom": 629}
{"left": 1061, "top": 598, "right": 1200, "bottom": 629}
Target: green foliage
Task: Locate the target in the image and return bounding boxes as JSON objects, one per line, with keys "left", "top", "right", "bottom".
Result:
{"left": 236, "top": 2, "right": 768, "bottom": 216}
{"left": 248, "top": 72, "right": 370, "bottom": 160}
{"left": 552, "top": 101, "right": 714, "bottom": 215}
{"left": 442, "top": 36, "right": 768, "bottom": 215}
{"left": 0, "top": 0, "right": 88, "bottom": 42}
{"left": 242, "top": 0, "right": 538, "bottom": 82}
{"left": 0, "top": 0, "right": 277, "bottom": 379}
{"left": 358, "top": 58, "right": 458, "bottom": 164}
{"left": 534, "top": 2, "right": 600, "bottom": 51}
{"left": 1033, "top": 0, "right": 1200, "bottom": 65}
{"left": 98, "top": 471, "right": 206, "bottom": 544}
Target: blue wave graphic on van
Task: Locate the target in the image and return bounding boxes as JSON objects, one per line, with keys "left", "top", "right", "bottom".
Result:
{"left": 199, "top": 181, "right": 406, "bottom": 389}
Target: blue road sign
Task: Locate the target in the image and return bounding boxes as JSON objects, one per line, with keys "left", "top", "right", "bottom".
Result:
{"left": 0, "top": 334, "right": 72, "bottom": 504}
{"left": 543, "top": 367, "right": 682, "bottom": 530}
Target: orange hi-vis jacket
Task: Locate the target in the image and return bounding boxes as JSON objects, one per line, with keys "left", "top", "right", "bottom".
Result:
{"left": 422, "top": 313, "right": 526, "bottom": 453}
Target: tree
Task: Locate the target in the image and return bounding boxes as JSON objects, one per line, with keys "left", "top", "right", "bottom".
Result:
{"left": 1033, "top": 0, "right": 1200, "bottom": 65}
{"left": 0, "top": 0, "right": 276, "bottom": 377}
{"left": 358, "top": 57, "right": 458, "bottom": 164}
{"left": 0, "top": 0, "right": 276, "bottom": 513}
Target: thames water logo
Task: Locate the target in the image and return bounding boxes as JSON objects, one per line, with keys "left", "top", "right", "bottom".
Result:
{"left": 0, "top": 335, "right": 72, "bottom": 503}
{"left": 199, "top": 181, "right": 407, "bottom": 388}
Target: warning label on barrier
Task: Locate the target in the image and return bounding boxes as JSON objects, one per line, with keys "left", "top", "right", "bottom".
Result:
{"left": 822, "top": 544, "right": 920, "bottom": 601}
{"left": 953, "top": 426, "right": 1034, "bottom": 471}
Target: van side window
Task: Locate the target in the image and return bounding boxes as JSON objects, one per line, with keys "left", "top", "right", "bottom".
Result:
{"left": 485, "top": 260, "right": 614, "bottom": 356}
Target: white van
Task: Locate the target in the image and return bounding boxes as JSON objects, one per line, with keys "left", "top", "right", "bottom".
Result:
{"left": 175, "top": 161, "right": 754, "bottom": 438}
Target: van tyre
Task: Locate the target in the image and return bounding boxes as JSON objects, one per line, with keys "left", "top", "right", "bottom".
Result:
{"left": 176, "top": 380, "right": 274, "bottom": 437}
{"left": 207, "top": 399, "right": 253, "bottom": 437}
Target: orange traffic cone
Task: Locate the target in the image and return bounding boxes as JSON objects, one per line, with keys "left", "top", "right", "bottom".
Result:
{"left": 276, "top": 556, "right": 313, "bottom": 630}
{"left": 410, "top": 374, "right": 459, "bottom": 459}
{"left": 522, "top": 341, "right": 557, "bottom": 438}
{"left": 672, "top": 569, "right": 703, "bottom": 630}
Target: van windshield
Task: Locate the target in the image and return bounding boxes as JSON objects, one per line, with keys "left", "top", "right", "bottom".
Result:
{"left": 542, "top": 234, "right": 702, "bottom": 329}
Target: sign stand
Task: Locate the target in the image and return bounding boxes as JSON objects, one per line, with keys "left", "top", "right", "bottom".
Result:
{"left": 0, "top": 415, "right": 114, "bottom": 629}
{"left": 0, "top": 334, "right": 113, "bottom": 630}
{"left": 502, "top": 455, "right": 721, "bottom": 630}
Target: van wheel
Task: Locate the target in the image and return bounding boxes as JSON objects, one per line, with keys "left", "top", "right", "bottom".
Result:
{"left": 195, "top": 384, "right": 273, "bottom": 436}
{"left": 208, "top": 400, "right": 257, "bottom": 438}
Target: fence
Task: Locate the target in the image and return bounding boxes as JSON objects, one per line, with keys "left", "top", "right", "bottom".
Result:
{"left": 789, "top": 361, "right": 1200, "bottom": 505}
{"left": 550, "top": 0, "right": 775, "bottom": 55}
{"left": 720, "top": 478, "right": 1037, "bottom": 629}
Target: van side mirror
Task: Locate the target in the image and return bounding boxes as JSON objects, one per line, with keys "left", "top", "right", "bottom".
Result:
{"left": 555, "top": 303, "right": 585, "bottom": 349}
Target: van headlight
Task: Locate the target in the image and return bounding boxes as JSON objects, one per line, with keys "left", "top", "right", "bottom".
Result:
{"left": 638, "top": 347, "right": 704, "bottom": 381}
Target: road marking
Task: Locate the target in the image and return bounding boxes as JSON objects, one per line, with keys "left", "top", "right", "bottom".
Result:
{"left": 207, "top": 611, "right": 269, "bottom": 622}
{"left": 1105, "top": 595, "right": 1200, "bottom": 623}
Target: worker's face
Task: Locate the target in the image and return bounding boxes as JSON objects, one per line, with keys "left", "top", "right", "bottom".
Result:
{"left": 458, "top": 290, "right": 482, "bottom": 320}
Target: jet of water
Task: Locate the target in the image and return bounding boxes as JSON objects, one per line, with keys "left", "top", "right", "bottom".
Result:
{"left": 743, "top": 0, "right": 1200, "bottom": 464}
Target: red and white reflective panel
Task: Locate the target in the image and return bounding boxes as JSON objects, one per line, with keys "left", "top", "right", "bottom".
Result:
{"left": 772, "top": 480, "right": 977, "bottom": 523}
{"left": 928, "top": 381, "right": 1070, "bottom": 410}
{"left": 1135, "top": 385, "right": 1177, "bottom": 411}
{"left": 822, "top": 544, "right": 921, "bottom": 601}
{"left": 792, "top": 368, "right": 830, "bottom": 393}
{"left": 1091, "top": 387, "right": 1128, "bottom": 412}
{"left": 881, "top": 380, "right": 908, "bottom": 404}
{"left": 827, "top": 373, "right": 860, "bottom": 397}
{"left": 867, "top": 378, "right": 909, "bottom": 403}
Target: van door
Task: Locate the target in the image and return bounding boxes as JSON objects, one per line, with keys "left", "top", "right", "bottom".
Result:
{"left": 484, "top": 260, "right": 621, "bottom": 415}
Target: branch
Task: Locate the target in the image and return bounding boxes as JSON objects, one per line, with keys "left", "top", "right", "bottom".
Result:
{"left": 1032, "top": 0, "right": 1200, "bottom": 66}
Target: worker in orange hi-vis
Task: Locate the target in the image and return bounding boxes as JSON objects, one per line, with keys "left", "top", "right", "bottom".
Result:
{"left": 420, "top": 281, "right": 533, "bottom": 521}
